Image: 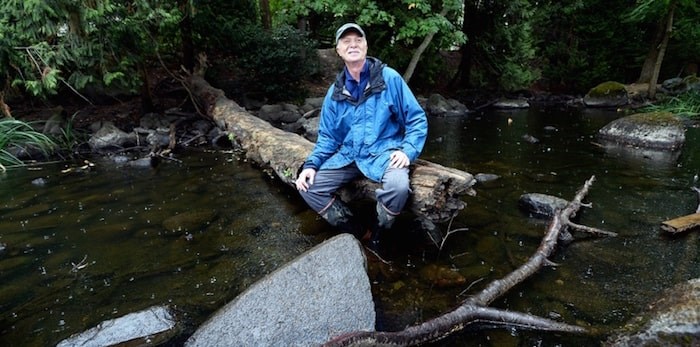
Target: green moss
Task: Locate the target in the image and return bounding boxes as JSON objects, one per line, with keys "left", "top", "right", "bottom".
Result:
{"left": 588, "top": 81, "right": 627, "bottom": 97}
{"left": 628, "top": 111, "right": 681, "bottom": 126}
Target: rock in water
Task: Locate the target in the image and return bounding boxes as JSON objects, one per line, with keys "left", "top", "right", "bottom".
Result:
{"left": 56, "top": 306, "right": 177, "bottom": 347}
{"left": 186, "top": 233, "right": 375, "bottom": 347}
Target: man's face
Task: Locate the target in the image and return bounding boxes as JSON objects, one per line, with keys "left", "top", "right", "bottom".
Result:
{"left": 335, "top": 32, "right": 367, "bottom": 64}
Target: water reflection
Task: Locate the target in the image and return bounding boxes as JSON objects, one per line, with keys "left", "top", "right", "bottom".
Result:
{"left": 0, "top": 151, "right": 316, "bottom": 346}
{"left": 1, "top": 107, "right": 700, "bottom": 346}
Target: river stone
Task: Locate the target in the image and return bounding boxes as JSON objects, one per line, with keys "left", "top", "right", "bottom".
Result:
{"left": 518, "top": 193, "right": 569, "bottom": 218}
{"left": 185, "top": 233, "right": 375, "bottom": 347}
{"left": 88, "top": 121, "right": 137, "bottom": 150}
{"left": 583, "top": 81, "right": 629, "bottom": 107}
{"left": 257, "top": 103, "right": 302, "bottom": 124}
{"left": 425, "top": 93, "right": 469, "bottom": 117}
{"left": 56, "top": 305, "right": 177, "bottom": 347}
{"left": 493, "top": 97, "right": 530, "bottom": 109}
{"left": 605, "top": 278, "right": 700, "bottom": 347}
{"left": 597, "top": 112, "right": 685, "bottom": 151}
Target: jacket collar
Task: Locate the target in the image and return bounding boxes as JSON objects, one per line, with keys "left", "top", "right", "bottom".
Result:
{"left": 332, "top": 56, "right": 386, "bottom": 104}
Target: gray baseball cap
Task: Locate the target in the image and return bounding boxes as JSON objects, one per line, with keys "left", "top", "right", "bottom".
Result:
{"left": 335, "top": 23, "right": 365, "bottom": 44}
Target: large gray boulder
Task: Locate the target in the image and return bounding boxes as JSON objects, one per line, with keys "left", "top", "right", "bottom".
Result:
{"left": 597, "top": 112, "right": 685, "bottom": 151}
{"left": 185, "top": 233, "right": 375, "bottom": 347}
{"left": 605, "top": 278, "right": 700, "bottom": 346}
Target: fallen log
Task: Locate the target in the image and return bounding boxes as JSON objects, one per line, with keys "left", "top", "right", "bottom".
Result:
{"left": 325, "top": 175, "right": 613, "bottom": 346}
{"left": 186, "top": 74, "right": 475, "bottom": 224}
{"left": 660, "top": 187, "right": 700, "bottom": 234}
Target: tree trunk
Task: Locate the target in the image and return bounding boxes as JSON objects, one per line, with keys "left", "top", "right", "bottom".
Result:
{"left": 186, "top": 74, "right": 476, "bottom": 224}
{"left": 637, "top": 19, "right": 665, "bottom": 84}
{"left": 403, "top": 8, "right": 448, "bottom": 83}
{"left": 259, "top": 0, "right": 271, "bottom": 30}
{"left": 648, "top": 2, "right": 676, "bottom": 99}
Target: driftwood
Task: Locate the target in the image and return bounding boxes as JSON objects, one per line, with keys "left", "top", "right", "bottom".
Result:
{"left": 186, "top": 74, "right": 475, "bottom": 224}
{"left": 660, "top": 187, "right": 700, "bottom": 233}
{"left": 324, "top": 176, "right": 614, "bottom": 346}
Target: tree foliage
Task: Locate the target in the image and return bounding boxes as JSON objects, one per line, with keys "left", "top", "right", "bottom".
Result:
{"left": 1, "top": 0, "right": 699, "bottom": 109}
{"left": 0, "top": 0, "right": 184, "bottom": 103}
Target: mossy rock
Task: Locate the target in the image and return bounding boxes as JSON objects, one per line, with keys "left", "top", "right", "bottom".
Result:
{"left": 597, "top": 111, "right": 685, "bottom": 150}
{"left": 604, "top": 278, "right": 700, "bottom": 347}
{"left": 584, "top": 81, "right": 629, "bottom": 107}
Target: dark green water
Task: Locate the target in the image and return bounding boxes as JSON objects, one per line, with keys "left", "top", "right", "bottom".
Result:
{"left": 1, "top": 108, "right": 699, "bottom": 346}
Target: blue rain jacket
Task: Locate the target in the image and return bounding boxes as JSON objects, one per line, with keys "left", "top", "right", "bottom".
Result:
{"left": 303, "top": 57, "right": 428, "bottom": 182}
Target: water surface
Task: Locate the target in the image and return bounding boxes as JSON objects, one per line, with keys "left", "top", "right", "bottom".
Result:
{"left": 1, "top": 107, "right": 699, "bottom": 346}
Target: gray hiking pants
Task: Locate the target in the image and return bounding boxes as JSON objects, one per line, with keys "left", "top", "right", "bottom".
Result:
{"left": 299, "top": 162, "right": 410, "bottom": 220}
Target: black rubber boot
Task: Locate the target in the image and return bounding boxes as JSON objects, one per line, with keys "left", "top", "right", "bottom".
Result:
{"left": 320, "top": 199, "right": 365, "bottom": 239}
{"left": 370, "top": 202, "right": 396, "bottom": 251}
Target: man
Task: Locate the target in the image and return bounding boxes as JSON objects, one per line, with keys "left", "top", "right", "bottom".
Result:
{"left": 295, "top": 23, "right": 428, "bottom": 248}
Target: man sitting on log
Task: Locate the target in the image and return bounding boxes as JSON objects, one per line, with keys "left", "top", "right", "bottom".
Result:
{"left": 295, "top": 23, "right": 428, "bottom": 249}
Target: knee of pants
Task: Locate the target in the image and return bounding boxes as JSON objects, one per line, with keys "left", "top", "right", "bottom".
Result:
{"left": 383, "top": 172, "right": 410, "bottom": 195}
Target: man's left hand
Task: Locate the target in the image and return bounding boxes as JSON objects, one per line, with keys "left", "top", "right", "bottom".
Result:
{"left": 389, "top": 150, "right": 410, "bottom": 168}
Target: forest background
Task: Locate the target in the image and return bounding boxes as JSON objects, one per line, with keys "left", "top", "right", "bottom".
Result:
{"left": 0, "top": 0, "right": 699, "bottom": 160}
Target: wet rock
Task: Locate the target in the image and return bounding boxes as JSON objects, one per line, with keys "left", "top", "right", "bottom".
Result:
{"left": 88, "top": 121, "right": 137, "bottom": 150}
{"left": 56, "top": 305, "right": 178, "bottom": 347}
{"left": 474, "top": 173, "right": 500, "bottom": 184}
{"left": 185, "top": 234, "right": 374, "bottom": 347}
{"left": 597, "top": 112, "right": 685, "bottom": 151}
{"left": 519, "top": 193, "right": 569, "bottom": 218}
{"left": 127, "top": 156, "right": 157, "bottom": 168}
{"left": 605, "top": 278, "right": 700, "bottom": 347}
{"left": 583, "top": 81, "right": 629, "bottom": 108}
{"left": 659, "top": 75, "right": 700, "bottom": 95}
{"left": 162, "top": 210, "right": 217, "bottom": 233}
{"left": 522, "top": 134, "right": 540, "bottom": 143}
{"left": 31, "top": 177, "right": 48, "bottom": 186}
{"left": 493, "top": 97, "right": 530, "bottom": 109}
{"left": 257, "top": 103, "right": 302, "bottom": 124}
{"left": 425, "top": 93, "right": 469, "bottom": 117}
{"left": 296, "top": 115, "right": 320, "bottom": 142}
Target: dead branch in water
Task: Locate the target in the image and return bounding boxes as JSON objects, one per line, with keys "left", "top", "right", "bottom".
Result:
{"left": 324, "top": 175, "right": 611, "bottom": 346}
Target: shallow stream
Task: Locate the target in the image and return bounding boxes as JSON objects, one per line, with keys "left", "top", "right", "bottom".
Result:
{"left": 1, "top": 107, "right": 699, "bottom": 346}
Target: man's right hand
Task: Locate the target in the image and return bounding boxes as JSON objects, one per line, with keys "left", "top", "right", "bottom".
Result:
{"left": 295, "top": 168, "right": 316, "bottom": 192}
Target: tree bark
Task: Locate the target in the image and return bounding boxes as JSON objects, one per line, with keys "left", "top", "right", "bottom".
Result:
{"left": 186, "top": 74, "right": 476, "bottom": 224}
{"left": 403, "top": 7, "right": 448, "bottom": 83}
{"left": 323, "top": 176, "right": 602, "bottom": 346}
{"left": 647, "top": 1, "right": 676, "bottom": 99}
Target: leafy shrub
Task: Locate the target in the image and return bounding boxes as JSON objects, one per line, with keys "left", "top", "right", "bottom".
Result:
{"left": 230, "top": 25, "right": 319, "bottom": 102}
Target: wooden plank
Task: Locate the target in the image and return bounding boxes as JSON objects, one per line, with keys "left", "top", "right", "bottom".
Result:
{"left": 661, "top": 212, "right": 700, "bottom": 233}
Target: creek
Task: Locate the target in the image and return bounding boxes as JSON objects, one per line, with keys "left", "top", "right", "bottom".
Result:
{"left": 1, "top": 107, "right": 699, "bottom": 346}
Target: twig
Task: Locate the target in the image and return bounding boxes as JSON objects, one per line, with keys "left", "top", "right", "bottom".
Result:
{"left": 70, "top": 255, "right": 89, "bottom": 273}
{"left": 567, "top": 221, "right": 618, "bottom": 237}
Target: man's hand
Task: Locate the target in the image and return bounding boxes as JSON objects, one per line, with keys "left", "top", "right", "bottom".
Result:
{"left": 295, "top": 168, "right": 317, "bottom": 192}
{"left": 389, "top": 150, "right": 410, "bottom": 169}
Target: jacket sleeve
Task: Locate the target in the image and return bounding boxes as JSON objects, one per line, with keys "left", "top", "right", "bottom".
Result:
{"left": 303, "top": 91, "right": 341, "bottom": 170}
{"left": 388, "top": 71, "right": 428, "bottom": 162}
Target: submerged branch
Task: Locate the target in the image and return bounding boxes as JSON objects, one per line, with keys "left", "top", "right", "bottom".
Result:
{"left": 325, "top": 176, "right": 610, "bottom": 346}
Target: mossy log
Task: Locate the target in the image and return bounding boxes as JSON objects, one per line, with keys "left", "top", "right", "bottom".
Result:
{"left": 187, "top": 74, "right": 475, "bottom": 223}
